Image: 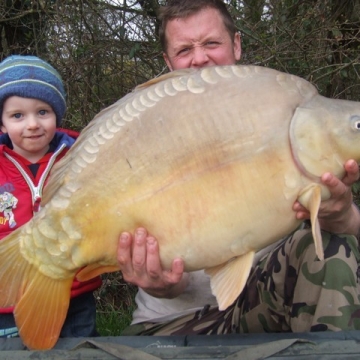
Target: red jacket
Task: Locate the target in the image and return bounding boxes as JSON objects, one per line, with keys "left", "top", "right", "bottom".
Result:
{"left": 0, "top": 129, "right": 102, "bottom": 314}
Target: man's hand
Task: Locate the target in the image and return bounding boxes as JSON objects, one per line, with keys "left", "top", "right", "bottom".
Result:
{"left": 293, "top": 159, "right": 360, "bottom": 235}
{"left": 117, "top": 227, "right": 188, "bottom": 298}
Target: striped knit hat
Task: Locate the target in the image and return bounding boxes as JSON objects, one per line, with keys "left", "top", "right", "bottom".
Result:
{"left": 0, "top": 55, "right": 66, "bottom": 126}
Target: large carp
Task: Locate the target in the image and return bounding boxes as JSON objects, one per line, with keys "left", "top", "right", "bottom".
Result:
{"left": 1, "top": 65, "right": 360, "bottom": 349}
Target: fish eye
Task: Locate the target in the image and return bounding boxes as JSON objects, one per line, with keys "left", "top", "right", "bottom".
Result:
{"left": 351, "top": 115, "right": 360, "bottom": 131}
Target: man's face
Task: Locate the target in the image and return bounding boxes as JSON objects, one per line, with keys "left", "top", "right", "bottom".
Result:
{"left": 163, "top": 7, "right": 241, "bottom": 71}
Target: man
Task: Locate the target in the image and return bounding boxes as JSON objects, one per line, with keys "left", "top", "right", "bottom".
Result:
{"left": 118, "top": 0, "right": 360, "bottom": 335}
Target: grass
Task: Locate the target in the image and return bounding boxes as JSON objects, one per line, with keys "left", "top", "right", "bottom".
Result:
{"left": 352, "top": 181, "right": 360, "bottom": 208}
{"left": 95, "top": 272, "right": 137, "bottom": 336}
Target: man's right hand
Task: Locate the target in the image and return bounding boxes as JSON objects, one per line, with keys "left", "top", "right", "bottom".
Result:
{"left": 117, "top": 227, "right": 189, "bottom": 298}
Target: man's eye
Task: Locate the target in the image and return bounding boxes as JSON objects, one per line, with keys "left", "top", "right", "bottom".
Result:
{"left": 205, "top": 41, "right": 218, "bottom": 46}
{"left": 178, "top": 48, "right": 190, "bottom": 55}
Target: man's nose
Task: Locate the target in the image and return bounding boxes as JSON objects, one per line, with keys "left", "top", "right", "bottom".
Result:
{"left": 191, "top": 46, "right": 209, "bottom": 68}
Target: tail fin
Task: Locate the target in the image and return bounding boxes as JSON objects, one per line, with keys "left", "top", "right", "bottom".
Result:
{"left": 0, "top": 228, "right": 27, "bottom": 307}
{"left": 15, "top": 268, "right": 73, "bottom": 349}
{"left": 0, "top": 227, "right": 73, "bottom": 350}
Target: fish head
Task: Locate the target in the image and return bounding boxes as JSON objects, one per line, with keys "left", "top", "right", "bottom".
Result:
{"left": 290, "top": 95, "right": 360, "bottom": 180}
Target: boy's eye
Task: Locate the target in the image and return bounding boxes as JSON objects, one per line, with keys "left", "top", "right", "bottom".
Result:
{"left": 39, "top": 110, "right": 47, "bottom": 115}
{"left": 14, "top": 113, "right": 22, "bottom": 119}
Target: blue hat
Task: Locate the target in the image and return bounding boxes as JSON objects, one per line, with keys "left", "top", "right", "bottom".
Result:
{"left": 0, "top": 55, "right": 66, "bottom": 127}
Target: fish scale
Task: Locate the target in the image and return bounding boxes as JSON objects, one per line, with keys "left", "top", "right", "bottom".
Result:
{"left": 1, "top": 65, "right": 360, "bottom": 350}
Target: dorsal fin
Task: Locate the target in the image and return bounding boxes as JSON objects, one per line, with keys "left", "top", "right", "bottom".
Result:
{"left": 135, "top": 68, "right": 196, "bottom": 91}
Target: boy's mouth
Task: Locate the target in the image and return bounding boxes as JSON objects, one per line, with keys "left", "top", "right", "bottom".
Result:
{"left": 26, "top": 134, "right": 44, "bottom": 140}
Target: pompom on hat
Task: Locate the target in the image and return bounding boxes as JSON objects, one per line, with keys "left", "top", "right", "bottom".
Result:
{"left": 0, "top": 55, "right": 66, "bottom": 127}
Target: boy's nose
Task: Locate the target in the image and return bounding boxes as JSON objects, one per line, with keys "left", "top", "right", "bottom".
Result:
{"left": 26, "top": 115, "right": 40, "bottom": 128}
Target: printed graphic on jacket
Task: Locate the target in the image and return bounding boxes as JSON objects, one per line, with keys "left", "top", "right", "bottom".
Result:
{"left": 0, "top": 185, "right": 18, "bottom": 228}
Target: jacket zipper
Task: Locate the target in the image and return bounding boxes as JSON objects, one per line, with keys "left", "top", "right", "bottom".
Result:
{"left": 4, "top": 144, "right": 67, "bottom": 214}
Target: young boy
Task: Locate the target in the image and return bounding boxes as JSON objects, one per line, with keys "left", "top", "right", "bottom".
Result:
{"left": 0, "top": 55, "right": 102, "bottom": 338}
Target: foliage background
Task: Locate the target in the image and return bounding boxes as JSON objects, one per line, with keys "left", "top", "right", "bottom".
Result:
{"left": 1, "top": 0, "right": 360, "bottom": 334}
{"left": 2, "top": 1, "right": 359, "bottom": 129}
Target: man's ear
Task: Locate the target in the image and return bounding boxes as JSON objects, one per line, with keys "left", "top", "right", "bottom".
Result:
{"left": 234, "top": 32, "right": 242, "bottom": 61}
{"left": 163, "top": 52, "right": 174, "bottom": 72}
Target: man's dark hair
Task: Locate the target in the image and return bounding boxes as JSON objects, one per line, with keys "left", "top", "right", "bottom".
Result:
{"left": 158, "top": 0, "right": 238, "bottom": 53}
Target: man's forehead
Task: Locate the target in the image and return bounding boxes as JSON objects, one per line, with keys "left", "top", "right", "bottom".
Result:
{"left": 165, "top": 10, "right": 228, "bottom": 45}
{"left": 165, "top": 7, "right": 225, "bottom": 29}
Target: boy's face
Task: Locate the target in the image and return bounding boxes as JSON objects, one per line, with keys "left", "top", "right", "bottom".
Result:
{"left": 1, "top": 96, "right": 57, "bottom": 163}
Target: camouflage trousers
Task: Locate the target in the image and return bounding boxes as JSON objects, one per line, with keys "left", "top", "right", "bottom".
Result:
{"left": 122, "top": 229, "right": 360, "bottom": 335}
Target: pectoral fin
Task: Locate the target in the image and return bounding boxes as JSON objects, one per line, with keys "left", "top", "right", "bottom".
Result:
{"left": 76, "top": 263, "right": 120, "bottom": 281}
{"left": 298, "top": 184, "right": 324, "bottom": 260}
{"left": 205, "top": 251, "right": 255, "bottom": 311}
